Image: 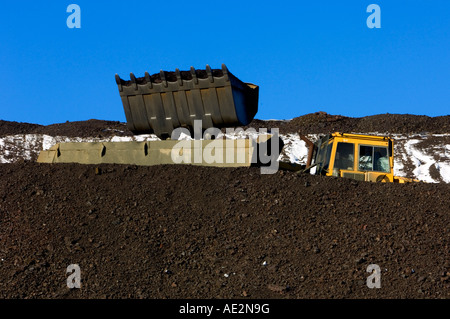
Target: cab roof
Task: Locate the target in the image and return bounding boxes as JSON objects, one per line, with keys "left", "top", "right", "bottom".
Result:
{"left": 330, "top": 132, "right": 393, "bottom": 142}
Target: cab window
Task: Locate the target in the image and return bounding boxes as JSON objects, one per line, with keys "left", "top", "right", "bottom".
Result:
{"left": 358, "top": 145, "right": 390, "bottom": 172}
{"left": 322, "top": 142, "right": 333, "bottom": 171}
{"left": 334, "top": 142, "right": 354, "bottom": 170}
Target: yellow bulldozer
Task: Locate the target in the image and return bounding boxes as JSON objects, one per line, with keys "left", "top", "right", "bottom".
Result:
{"left": 298, "top": 132, "right": 417, "bottom": 183}
{"left": 37, "top": 64, "right": 418, "bottom": 182}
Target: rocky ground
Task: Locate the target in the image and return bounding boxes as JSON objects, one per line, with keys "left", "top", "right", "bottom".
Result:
{"left": 244, "top": 112, "right": 450, "bottom": 135}
{"left": 0, "top": 119, "right": 130, "bottom": 139}
{"left": 0, "top": 112, "right": 449, "bottom": 299}
{"left": 2, "top": 112, "right": 450, "bottom": 138}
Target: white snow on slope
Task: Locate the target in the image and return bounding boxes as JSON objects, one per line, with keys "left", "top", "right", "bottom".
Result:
{"left": 0, "top": 134, "right": 158, "bottom": 163}
{"left": 403, "top": 138, "right": 450, "bottom": 183}
{"left": 1, "top": 132, "right": 450, "bottom": 183}
{"left": 404, "top": 139, "right": 434, "bottom": 183}
{"left": 278, "top": 133, "right": 315, "bottom": 164}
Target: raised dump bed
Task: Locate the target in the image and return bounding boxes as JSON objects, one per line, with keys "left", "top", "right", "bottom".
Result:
{"left": 115, "top": 64, "right": 259, "bottom": 139}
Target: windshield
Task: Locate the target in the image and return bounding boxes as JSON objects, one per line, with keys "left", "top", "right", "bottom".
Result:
{"left": 334, "top": 142, "right": 355, "bottom": 170}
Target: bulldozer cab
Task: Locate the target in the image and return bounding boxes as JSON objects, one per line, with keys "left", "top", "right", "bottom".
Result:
{"left": 310, "top": 132, "right": 394, "bottom": 182}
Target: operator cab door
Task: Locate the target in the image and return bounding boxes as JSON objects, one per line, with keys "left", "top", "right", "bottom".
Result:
{"left": 333, "top": 142, "right": 365, "bottom": 181}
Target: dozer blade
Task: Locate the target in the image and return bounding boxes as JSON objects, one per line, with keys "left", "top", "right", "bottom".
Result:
{"left": 37, "top": 138, "right": 267, "bottom": 167}
{"left": 115, "top": 64, "right": 259, "bottom": 139}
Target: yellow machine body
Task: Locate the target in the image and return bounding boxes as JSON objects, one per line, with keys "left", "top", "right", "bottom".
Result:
{"left": 308, "top": 132, "right": 418, "bottom": 183}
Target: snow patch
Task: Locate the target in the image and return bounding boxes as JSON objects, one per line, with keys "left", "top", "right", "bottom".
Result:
{"left": 1, "top": 132, "right": 450, "bottom": 183}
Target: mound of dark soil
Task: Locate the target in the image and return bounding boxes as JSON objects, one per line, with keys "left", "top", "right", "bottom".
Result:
{"left": 354, "top": 114, "right": 450, "bottom": 134}
{"left": 0, "top": 120, "right": 43, "bottom": 137}
{"left": 0, "top": 162, "right": 448, "bottom": 299}
{"left": 2, "top": 112, "right": 450, "bottom": 138}
{"left": 0, "top": 119, "right": 132, "bottom": 138}
{"left": 243, "top": 112, "right": 450, "bottom": 135}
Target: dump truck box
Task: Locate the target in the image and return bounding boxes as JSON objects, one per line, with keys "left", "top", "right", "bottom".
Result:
{"left": 116, "top": 64, "right": 259, "bottom": 138}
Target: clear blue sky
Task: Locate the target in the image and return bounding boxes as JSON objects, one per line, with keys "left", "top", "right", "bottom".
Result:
{"left": 0, "top": 1, "right": 449, "bottom": 125}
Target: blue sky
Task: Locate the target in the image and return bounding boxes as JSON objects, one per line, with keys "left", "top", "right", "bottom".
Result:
{"left": 0, "top": 1, "right": 449, "bottom": 125}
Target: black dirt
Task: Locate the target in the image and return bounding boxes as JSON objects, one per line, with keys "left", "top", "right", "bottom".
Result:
{"left": 242, "top": 112, "right": 450, "bottom": 135}
{"left": 0, "top": 119, "right": 131, "bottom": 139}
{"left": 2, "top": 112, "right": 450, "bottom": 138}
{"left": 0, "top": 162, "right": 449, "bottom": 299}
{"left": 0, "top": 114, "right": 449, "bottom": 299}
